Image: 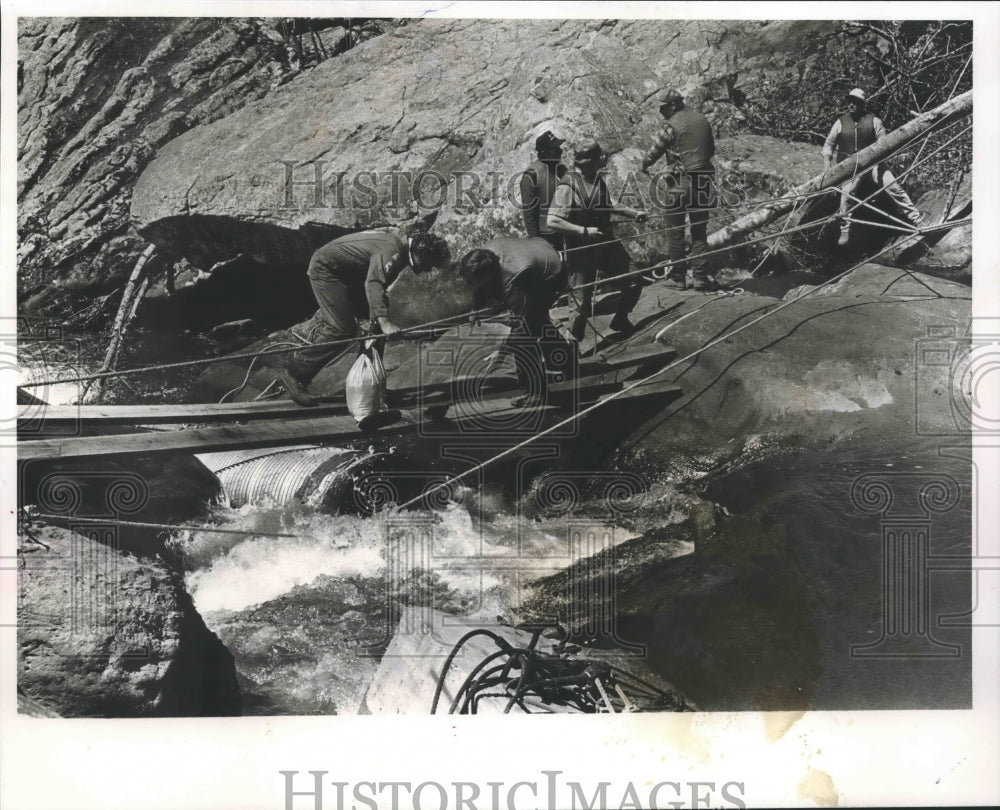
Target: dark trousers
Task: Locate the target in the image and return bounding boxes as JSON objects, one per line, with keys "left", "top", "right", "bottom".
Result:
{"left": 538, "top": 231, "right": 563, "bottom": 251}
{"left": 287, "top": 268, "right": 366, "bottom": 384}
{"left": 663, "top": 171, "right": 715, "bottom": 281}
{"left": 506, "top": 278, "right": 566, "bottom": 395}
{"left": 565, "top": 239, "right": 642, "bottom": 339}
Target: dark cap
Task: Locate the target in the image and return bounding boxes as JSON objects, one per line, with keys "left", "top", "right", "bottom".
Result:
{"left": 651, "top": 88, "right": 684, "bottom": 107}
{"left": 535, "top": 130, "right": 566, "bottom": 152}
{"left": 573, "top": 141, "right": 606, "bottom": 163}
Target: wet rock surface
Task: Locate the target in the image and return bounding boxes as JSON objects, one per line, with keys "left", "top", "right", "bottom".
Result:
{"left": 18, "top": 525, "right": 241, "bottom": 717}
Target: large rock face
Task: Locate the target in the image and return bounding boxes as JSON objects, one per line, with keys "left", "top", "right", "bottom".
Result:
{"left": 610, "top": 264, "right": 970, "bottom": 466}
{"left": 520, "top": 266, "right": 972, "bottom": 711}
{"left": 18, "top": 525, "right": 241, "bottom": 717}
{"left": 130, "top": 19, "right": 835, "bottom": 274}
{"left": 16, "top": 17, "right": 350, "bottom": 314}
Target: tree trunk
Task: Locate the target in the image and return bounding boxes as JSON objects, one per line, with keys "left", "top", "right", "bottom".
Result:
{"left": 82, "top": 245, "right": 164, "bottom": 404}
{"left": 707, "top": 90, "right": 973, "bottom": 249}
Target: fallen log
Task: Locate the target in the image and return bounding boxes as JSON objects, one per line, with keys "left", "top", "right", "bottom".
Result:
{"left": 707, "top": 90, "right": 973, "bottom": 249}
{"left": 82, "top": 245, "right": 167, "bottom": 403}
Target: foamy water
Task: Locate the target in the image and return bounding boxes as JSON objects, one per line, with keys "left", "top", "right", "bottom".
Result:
{"left": 179, "top": 500, "right": 568, "bottom": 616}
{"left": 16, "top": 350, "right": 91, "bottom": 406}
{"left": 178, "top": 496, "right": 640, "bottom": 618}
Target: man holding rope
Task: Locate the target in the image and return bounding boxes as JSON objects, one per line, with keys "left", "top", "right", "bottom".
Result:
{"left": 547, "top": 141, "right": 648, "bottom": 341}
{"left": 823, "top": 88, "right": 924, "bottom": 247}
{"left": 277, "top": 230, "right": 451, "bottom": 407}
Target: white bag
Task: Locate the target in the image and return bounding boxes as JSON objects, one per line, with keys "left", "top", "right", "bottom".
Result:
{"left": 345, "top": 340, "right": 387, "bottom": 425}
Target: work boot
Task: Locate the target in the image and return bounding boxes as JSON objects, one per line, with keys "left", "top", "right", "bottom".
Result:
{"left": 276, "top": 368, "right": 319, "bottom": 407}
{"left": 609, "top": 315, "right": 636, "bottom": 336}
{"left": 691, "top": 276, "right": 719, "bottom": 292}
{"left": 660, "top": 275, "right": 687, "bottom": 290}
{"left": 511, "top": 392, "right": 546, "bottom": 409}
{"left": 837, "top": 225, "right": 851, "bottom": 247}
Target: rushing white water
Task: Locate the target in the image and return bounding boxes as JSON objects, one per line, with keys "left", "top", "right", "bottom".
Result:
{"left": 178, "top": 496, "right": 641, "bottom": 618}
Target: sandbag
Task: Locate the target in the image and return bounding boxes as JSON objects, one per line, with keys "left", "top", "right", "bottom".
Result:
{"left": 345, "top": 340, "right": 387, "bottom": 425}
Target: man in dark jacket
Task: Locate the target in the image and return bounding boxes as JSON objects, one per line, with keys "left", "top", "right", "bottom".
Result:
{"left": 641, "top": 88, "right": 717, "bottom": 290}
{"left": 278, "top": 230, "right": 451, "bottom": 406}
{"left": 546, "top": 141, "right": 647, "bottom": 341}
{"left": 519, "top": 130, "right": 567, "bottom": 248}
{"left": 458, "top": 237, "right": 569, "bottom": 408}
{"left": 822, "top": 88, "right": 923, "bottom": 246}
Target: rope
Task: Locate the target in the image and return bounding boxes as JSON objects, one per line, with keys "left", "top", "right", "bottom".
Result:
{"left": 21, "top": 307, "right": 495, "bottom": 389}
{"left": 218, "top": 341, "right": 302, "bottom": 403}
{"left": 395, "top": 230, "right": 961, "bottom": 513}
{"left": 534, "top": 114, "right": 963, "bottom": 259}
{"left": 555, "top": 173, "right": 869, "bottom": 256}
{"left": 566, "top": 120, "right": 971, "bottom": 295}
{"left": 29, "top": 512, "right": 299, "bottom": 538}
{"left": 652, "top": 288, "right": 745, "bottom": 342}
{"left": 23, "top": 110, "right": 967, "bottom": 392}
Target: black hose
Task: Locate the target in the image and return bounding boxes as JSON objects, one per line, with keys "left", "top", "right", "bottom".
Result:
{"left": 430, "top": 629, "right": 515, "bottom": 714}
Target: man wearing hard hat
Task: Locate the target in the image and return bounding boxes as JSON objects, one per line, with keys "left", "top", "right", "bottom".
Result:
{"left": 822, "top": 88, "right": 923, "bottom": 247}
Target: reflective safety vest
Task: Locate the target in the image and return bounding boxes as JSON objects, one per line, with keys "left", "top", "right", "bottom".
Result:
{"left": 835, "top": 113, "right": 877, "bottom": 163}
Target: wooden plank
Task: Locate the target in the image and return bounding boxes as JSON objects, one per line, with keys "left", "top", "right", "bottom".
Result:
{"left": 17, "top": 413, "right": 396, "bottom": 462}
{"left": 19, "top": 350, "right": 677, "bottom": 436}
{"left": 17, "top": 381, "right": 682, "bottom": 462}
{"left": 17, "top": 399, "right": 349, "bottom": 427}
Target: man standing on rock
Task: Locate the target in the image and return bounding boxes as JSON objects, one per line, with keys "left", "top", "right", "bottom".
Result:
{"left": 823, "top": 88, "right": 923, "bottom": 247}
{"left": 519, "top": 130, "right": 567, "bottom": 249}
{"left": 640, "top": 88, "right": 718, "bottom": 291}
{"left": 458, "top": 236, "right": 569, "bottom": 408}
{"left": 547, "top": 141, "right": 648, "bottom": 341}
{"left": 277, "top": 230, "right": 451, "bottom": 407}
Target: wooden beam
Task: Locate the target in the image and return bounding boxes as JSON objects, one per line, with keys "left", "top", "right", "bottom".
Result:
{"left": 17, "top": 413, "right": 400, "bottom": 461}
{"left": 19, "top": 344, "right": 679, "bottom": 430}
{"left": 17, "top": 382, "right": 682, "bottom": 462}
{"left": 17, "top": 399, "right": 350, "bottom": 427}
